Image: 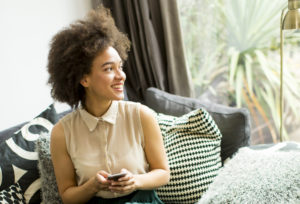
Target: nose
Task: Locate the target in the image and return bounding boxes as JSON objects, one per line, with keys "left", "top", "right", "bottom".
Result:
{"left": 115, "top": 69, "right": 126, "bottom": 81}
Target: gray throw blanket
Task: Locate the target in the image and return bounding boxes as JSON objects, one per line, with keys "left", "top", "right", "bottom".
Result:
{"left": 198, "top": 142, "right": 300, "bottom": 204}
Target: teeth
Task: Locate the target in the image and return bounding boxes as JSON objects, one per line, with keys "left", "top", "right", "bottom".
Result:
{"left": 112, "top": 85, "right": 123, "bottom": 89}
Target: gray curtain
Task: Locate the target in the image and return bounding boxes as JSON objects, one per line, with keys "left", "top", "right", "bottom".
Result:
{"left": 93, "top": 0, "right": 194, "bottom": 102}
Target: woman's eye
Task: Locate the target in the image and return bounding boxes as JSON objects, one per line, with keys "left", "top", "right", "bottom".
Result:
{"left": 104, "top": 67, "right": 113, "bottom": 72}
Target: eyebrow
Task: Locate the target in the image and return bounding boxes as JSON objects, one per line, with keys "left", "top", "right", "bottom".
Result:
{"left": 101, "top": 61, "right": 123, "bottom": 67}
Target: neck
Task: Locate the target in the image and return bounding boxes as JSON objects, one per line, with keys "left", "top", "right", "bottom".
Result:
{"left": 84, "top": 98, "right": 112, "bottom": 117}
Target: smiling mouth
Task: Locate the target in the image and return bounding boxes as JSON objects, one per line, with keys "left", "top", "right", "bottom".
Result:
{"left": 112, "top": 85, "right": 123, "bottom": 90}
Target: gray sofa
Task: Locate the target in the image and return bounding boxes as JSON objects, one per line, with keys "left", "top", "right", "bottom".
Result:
{"left": 0, "top": 87, "right": 251, "bottom": 203}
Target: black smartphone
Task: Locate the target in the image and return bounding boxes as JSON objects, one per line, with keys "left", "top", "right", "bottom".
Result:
{"left": 107, "top": 172, "right": 127, "bottom": 181}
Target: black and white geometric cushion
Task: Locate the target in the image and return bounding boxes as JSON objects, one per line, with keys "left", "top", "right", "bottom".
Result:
{"left": 0, "top": 182, "right": 26, "bottom": 204}
{"left": 156, "top": 108, "right": 222, "bottom": 204}
{"left": 0, "top": 104, "right": 58, "bottom": 204}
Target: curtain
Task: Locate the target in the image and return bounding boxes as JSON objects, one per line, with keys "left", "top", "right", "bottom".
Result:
{"left": 93, "top": 0, "right": 194, "bottom": 102}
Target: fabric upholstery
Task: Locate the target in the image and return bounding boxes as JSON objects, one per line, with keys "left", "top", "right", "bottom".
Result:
{"left": 0, "top": 104, "right": 58, "bottom": 203}
{"left": 0, "top": 110, "right": 70, "bottom": 144}
{"left": 0, "top": 182, "right": 26, "bottom": 203}
{"left": 36, "top": 133, "right": 62, "bottom": 204}
{"left": 145, "top": 87, "right": 251, "bottom": 162}
{"left": 156, "top": 109, "right": 222, "bottom": 203}
{"left": 198, "top": 142, "right": 300, "bottom": 204}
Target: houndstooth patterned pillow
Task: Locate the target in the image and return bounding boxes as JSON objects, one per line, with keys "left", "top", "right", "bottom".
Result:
{"left": 156, "top": 108, "right": 222, "bottom": 204}
{"left": 0, "top": 182, "right": 26, "bottom": 203}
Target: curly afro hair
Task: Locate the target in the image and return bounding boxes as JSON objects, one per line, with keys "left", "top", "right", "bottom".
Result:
{"left": 47, "top": 6, "right": 130, "bottom": 108}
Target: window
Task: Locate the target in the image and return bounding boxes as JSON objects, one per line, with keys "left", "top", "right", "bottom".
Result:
{"left": 178, "top": 0, "right": 300, "bottom": 144}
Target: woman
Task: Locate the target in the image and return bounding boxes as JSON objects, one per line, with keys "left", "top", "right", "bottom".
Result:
{"left": 48, "top": 6, "right": 170, "bottom": 204}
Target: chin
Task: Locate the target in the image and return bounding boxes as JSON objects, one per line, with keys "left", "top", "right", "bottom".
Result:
{"left": 113, "top": 94, "right": 124, "bottom": 101}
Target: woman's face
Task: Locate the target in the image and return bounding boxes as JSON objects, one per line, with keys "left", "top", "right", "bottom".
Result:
{"left": 81, "top": 46, "right": 126, "bottom": 103}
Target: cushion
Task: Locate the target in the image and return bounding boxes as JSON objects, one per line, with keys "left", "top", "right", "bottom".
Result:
{"left": 198, "top": 142, "right": 300, "bottom": 204}
{"left": 0, "top": 109, "right": 70, "bottom": 144}
{"left": 36, "top": 133, "right": 62, "bottom": 204}
{"left": 0, "top": 182, "right": 26, "bottom": 203}
{"left": 0, "top": 122, "right": 26, "bottom": 144}
{"left": 145, "top": 87, "right": 251, "bottom": 163}
{"left": 0, "top": 104, "right": 58, "bottom": 203}
{"left": 156, "top": 108, "right": 222, "bottom": 204}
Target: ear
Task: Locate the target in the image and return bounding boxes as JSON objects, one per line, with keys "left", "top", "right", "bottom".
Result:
{"left": 80, "top": 75, "right": 89, "bottom": 88}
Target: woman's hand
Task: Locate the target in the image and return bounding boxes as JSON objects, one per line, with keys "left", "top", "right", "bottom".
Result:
{"left": 93, "top": 170, "right": 111, "bottom": 191}
{"left": 108, "top": 169, "right": 138, "bottom": 193}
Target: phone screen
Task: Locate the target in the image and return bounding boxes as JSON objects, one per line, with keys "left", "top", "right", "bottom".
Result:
{"left": 107, "top": 172, "right": 126, "bottom": 181}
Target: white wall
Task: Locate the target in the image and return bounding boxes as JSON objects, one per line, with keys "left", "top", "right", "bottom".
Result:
{"left": 0, "top": 0, "right": 92, "bottom": 131}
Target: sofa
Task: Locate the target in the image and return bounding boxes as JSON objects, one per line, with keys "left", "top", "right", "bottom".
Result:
{"left": 1, "top": 87, "right": 298, "bottom": 203}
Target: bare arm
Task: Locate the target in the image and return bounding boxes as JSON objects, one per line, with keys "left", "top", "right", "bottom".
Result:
{"left": 109, "top": 105, "right": 170, "bottom": 192}
{"left": 50, "top": 122, "right": 110, "bottom": 204}
{"left": 135, "top": 105, "right": 170, "bottom": 189}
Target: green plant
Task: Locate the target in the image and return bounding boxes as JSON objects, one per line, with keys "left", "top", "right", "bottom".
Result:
{"left": 178, "top": 0, "right": 300, "bottom": 142}
{"left": 220, "top": 0, "right": 300, "bottom": 141}
{"left": 178, "top": 0, "right": 226, "bottom": 93}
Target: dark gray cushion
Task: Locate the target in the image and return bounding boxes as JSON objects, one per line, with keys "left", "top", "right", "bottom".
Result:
{"left": 144, "top": 87, "right": 251, "bottom": 162}
{"left": 0, "top": 123, "right": 26, "bottom": 144}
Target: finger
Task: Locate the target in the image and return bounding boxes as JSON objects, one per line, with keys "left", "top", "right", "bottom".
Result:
{"left": 98, "top": 170, "right": 110, "bottom": 178}
{"left": 96, "top": 173, "right": 111, "bottom": 184}
{"left": 109, "top": 185, "right": 126, "bottom": 193}
{"left": 118, "top": 172, "right": 132, "bottom": 182}
{"left": 117, "top": 175, "right": 129, "bottom": 182}
{"left": 110, "top": 180, "right": 134, "bottom": 194}
{"left": 110, "top": 184, "right": 134, "bottom": 193}
{"left": 112, "top": 178, "right": 134, "bottom": 187}
{"left": 120, "top": 168, "right": 129, "bottom": 174}
{"left": 94, "top": 180, "right": 110, "bottom": 191}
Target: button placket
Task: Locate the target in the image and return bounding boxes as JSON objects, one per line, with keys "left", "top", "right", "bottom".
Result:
{"left": 102, "top": 121, "right": 111, "bottom": 173}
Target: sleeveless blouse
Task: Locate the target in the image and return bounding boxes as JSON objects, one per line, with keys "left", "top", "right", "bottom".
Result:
{"left": 59, "top": 101, "right": 149, "bottom": 198}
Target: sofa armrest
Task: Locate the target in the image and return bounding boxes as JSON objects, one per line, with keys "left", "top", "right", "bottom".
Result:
{"left": 144, "top": 87, "right": 251, "bottom": 163}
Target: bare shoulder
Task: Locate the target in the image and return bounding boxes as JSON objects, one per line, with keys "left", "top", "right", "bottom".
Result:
{"left": 139, "top": 104, "right": 156, "bottom": 121}
{"left": 139, "top": 105, "right": 160, "bottom": 135}
{"left": 51, "top": 122, "right": 66, "bottom": 147}
{"left": 51, "top": 122, "right": 64, "bottom": 137}
{"left": 51, "top": 110, "right": 74, "bottom": 143}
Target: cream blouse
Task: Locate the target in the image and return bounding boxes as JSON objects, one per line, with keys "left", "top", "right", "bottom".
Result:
{"left": 59, "top": 100, "right": 149, "bottom": 198}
